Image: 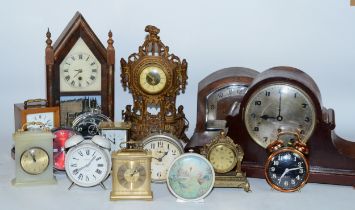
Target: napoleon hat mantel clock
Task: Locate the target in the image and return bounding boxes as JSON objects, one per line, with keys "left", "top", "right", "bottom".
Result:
{"left": 121, "top": 25, "right": 188, "bottom": 142}
{"left": 185, "top": 67, "right": 258, "bottom": 151}
{"left": 46, "top": 12, "right": 115, "bottom": 126}
{"left": 228, "top": 66, "right": 355, "bottom": 186}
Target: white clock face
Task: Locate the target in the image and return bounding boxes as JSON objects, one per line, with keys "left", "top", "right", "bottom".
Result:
{"left": 65, "top": 143, "right": 110, "bottom": 187}
{"left": 26, "top": 112, "right": 54, "bottom": 129}
{"left": 101, "top": 129, "right": 127, "bottom": 152}
{"left": 60, "top": 38, "right": 101, "bottom": 92}
{"left": 143, "top": 135, "right": 183, "bottom": 182}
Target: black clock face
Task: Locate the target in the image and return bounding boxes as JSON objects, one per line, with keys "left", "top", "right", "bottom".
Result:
{"left": 73, "top": 113, "right": 110, "bottom": 138}
{"left": 265, "top": 149, "right": 309, "bottom": 192}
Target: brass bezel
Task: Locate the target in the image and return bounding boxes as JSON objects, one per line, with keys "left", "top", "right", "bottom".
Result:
{"left": 205, "top": 132, "right": 242, "bottom": 174}
{"left": 20, "top": 147, "right": 50, "bottom": 175}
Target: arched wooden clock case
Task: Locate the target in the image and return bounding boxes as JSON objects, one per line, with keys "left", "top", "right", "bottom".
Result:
{"left": 186, "top": 67, "right": 258, "bottom": 150}
{"left": 45, "top": 12, "right": 115, "bottom": 126}
{"left": 228, "top": 66, "right": 355, "bottom": 186}
{"left": 121, "top": 25, "right": 188, "bottom": 142}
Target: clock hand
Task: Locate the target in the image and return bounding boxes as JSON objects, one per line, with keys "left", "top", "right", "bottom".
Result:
{"left": 260, "top": 115, "right": 276, "bottom": 120}
{"left": 287, "top": 167, "right": 303, "bottom": 172}
{"left": 73, "top": 69, "right": 83, "bottom": 78}
{"left": 278, "top": 168, "right": 290, "bottom": 184}
{"left": 146, "top": 73, "right": 156, "bottom": 85}
{"left": 159, "top": 151, "right": 169, "bottom": 160}
{"left": 76, "top": 156, "right": 96, "bottom": 172}
{"left": 276, "top": 90, "right": 283, "bottom": 121}
{"left": 30, "top": 151, "right": 36, "bottom": 162}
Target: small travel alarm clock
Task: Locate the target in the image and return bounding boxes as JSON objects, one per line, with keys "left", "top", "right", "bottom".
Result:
{"left": 265, "top": 131, "right": 310, "bottom": 192}
{"left": 64, "top": 135, "right": 111, "bottom": 189}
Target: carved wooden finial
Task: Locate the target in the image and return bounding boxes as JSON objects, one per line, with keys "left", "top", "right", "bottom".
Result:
{"left": 107, "top": 30, "right": 115, "bottom": 65}
{"left": 46, "top": 28, "right": 52, "bottom": 47}
{"left": 45, "top": 28, "right": 54, "bottom": 65}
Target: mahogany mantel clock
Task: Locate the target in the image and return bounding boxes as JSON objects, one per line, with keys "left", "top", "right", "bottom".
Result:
{"left": 46, "top": 12, "right": 115, "bottom": 126}
{"left": 228, "top": 66, "right": 355, "bottom": 186}
{"left": 185, "top": 67, "right": 258, "bottom": 151}
{"left": 121, "top": 25, "right": 188, "bottom": 142}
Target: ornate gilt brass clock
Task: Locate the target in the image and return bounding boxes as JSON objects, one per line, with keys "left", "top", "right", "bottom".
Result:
{"left": 186, "top": 67, "right": 258, "bottom": 151}
{"left": 121, "top": 25, "right": 188, "bottom": 142}
{"left": 110, "top": 142, "right": 153, "bottom": 200}
{"left": 202, "top": 131, "right": 250, "bottom": 191}
{"left": 46, "top": 12, "right": 115, "bottom": 126}
{"left": 12, "top": 122, "right": 56, "bottom": 186}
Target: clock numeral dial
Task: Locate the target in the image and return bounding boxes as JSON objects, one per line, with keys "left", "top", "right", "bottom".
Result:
{"left": 61, "top": 51, "right": 100, "bottom": 90}
{"left": 245, "top": 84, "right": 316, "bottom": 148}
{"left": 139, "top": 66, "right": 167, "bottom": 94}
{"left": 20, "top": 148, "right": 50, "bottom": 175}
{"left": 208, "top": 145, "right": 237, "bottom": 173}
{"left": 143, "top": 135, "right": 184, "bottom": 182}
{"left": 65, "top": 144, "right": 110, "bottom": 187}
{"left": 266, "top": 150, "right": 309, "bottom": 192}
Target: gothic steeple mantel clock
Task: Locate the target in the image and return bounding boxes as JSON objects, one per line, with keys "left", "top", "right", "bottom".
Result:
{"left": 121, "top": 25, "right": 188, "bottom": 142}
{"left": 46, "top": 12, "right": 115, "bottom": 126}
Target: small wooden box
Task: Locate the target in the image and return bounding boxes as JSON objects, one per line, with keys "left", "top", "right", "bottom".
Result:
{"left": 14, "top": 99, "right": 60, "bottom": 130}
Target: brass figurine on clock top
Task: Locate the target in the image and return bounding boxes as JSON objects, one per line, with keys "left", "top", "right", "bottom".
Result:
{"left": 202, "top": 131, "right": 250, "bottom": 191}
{"left": 121, "top": 25, "right": 188, "bottom": 142}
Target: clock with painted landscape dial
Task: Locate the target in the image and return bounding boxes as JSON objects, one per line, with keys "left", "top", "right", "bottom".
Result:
{"left": 46, "top": 12, "right": 115, "bottom": 126}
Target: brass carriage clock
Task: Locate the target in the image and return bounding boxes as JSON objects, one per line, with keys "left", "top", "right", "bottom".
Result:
{"left": 46, "top": 12, "right": 115, "bottom": 126}
{"left": 121, "top": 25, "right": 188, "bottom": 142}
{"left": 202, "top": 131, "right": 250, "bottom": 191}
{"left": 110, "top": 142, "right": 153, "bottom": 200}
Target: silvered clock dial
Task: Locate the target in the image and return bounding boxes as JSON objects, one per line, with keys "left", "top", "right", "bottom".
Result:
{"left": 244, "top": 83, "right": 316, "bottom": 148}
{"left": 206, "top": 84, "right": 248, "bottom": 129}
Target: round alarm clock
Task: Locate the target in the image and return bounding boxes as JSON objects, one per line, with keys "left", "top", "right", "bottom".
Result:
{"left": 167, "top": 152, "right": 215, "bottom": 201}
{"left": 65, "top": 135, "right": 111, "bottom": 189}
{"left": 142, "top": 133, "right": 184, "bottom": 182}
{"left": 265, "top": 132, "right": 310, "bottom": 192}
{"left": 72, "top": 110, "right": 111, "bottom": 138}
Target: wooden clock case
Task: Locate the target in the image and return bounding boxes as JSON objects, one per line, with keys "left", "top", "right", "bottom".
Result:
{"left": 14, "top": 99, "right": 60, "bottom": 130}
{"left": 185, "top": 67, "right": 259, "bottom": 150}
{"left": 228, "top": 66, "right": 355, "bottom": 186}
{"left": 45, "top": 12, "right": 115, "bottom": 125}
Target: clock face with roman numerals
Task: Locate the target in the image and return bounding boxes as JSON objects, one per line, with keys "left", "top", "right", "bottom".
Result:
{"left": 60, "top": 38, "right": 101, "bottom": 92}
{"left": 65, "top": 143, "right": 110, "bottom": 187}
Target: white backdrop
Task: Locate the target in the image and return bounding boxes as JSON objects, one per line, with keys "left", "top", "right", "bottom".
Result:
{"left": 1, "top": 0, "right": 355, "bottom": 150}
{"left": 1, "top": 1, "right": 355, "bottom": 209}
